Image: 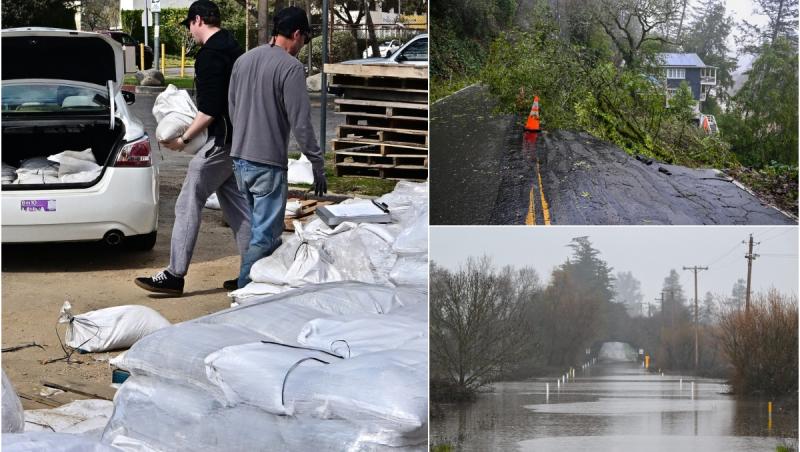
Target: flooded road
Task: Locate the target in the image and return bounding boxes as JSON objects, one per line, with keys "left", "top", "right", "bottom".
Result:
{"left": 431, "top": 362, "right": 797, "bottom": 451}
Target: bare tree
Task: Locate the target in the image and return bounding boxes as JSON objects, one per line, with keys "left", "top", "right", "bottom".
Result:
{"left": 591, "top": 0, "right": 681, "bottom": 67}
{"left": 430, "top": 257, "right": 538, "bottom": 395}
{"left": 79, "top": 0, "right": 119, "bottom": 31}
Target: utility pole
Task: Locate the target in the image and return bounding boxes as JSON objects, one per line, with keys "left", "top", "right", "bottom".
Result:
{"left": 655, "top": 292, "right": 664, "bottom": 326}
{"left": 744, "top": 234, "right": 759, "bottom": 312}
{"left": 684, "top": 265, "right": 708, "bottom": 374}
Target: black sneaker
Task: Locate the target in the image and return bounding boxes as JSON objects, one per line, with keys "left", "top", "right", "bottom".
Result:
{"left": 223, "top": 278, "right": 239, "bottom": 291}
{"left": 135, "top": 270, "right": 184, "bottom": 295}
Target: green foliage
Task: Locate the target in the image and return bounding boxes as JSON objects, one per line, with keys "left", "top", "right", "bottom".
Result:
{"left": 1, "top": 0, "right": 76, "bottom": 29}
{"left": 719, "top": 38, "right": 798, "bottom": 168}
{"left": 297, "top": 32, "right": 358, "bottom": 74}
{"left": 727, "top": 162, "right": 799, "bottom": 213}
{"left": 121, "top": 9, "right": 192, "bottom": 55}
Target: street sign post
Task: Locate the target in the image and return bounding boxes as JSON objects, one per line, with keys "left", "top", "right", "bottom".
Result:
{"left": 152, "top": 0, "right": 161, "bottom": 71}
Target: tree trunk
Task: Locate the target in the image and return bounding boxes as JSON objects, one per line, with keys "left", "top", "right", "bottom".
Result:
{"left": 676, "top": 0, "right": 688, "bottom": 43}
{"left": 364, "top": 0, "right": 380, "bottom": 57}
{"left": 771, "top": 0, "right": 785, "bottom": 45}
{"left": 258, "top": 0, "right": 268, "bottom": 44}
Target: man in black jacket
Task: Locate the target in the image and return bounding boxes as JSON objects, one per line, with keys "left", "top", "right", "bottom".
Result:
{"left": 135, "top": 0, "right": 250, "bottom": 295}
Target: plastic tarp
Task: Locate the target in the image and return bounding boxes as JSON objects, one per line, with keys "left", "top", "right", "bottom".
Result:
{"left": 24, "top": 399, "right": 114, "bottom": 437}
{"left": 152, "top": 85, "right": 207, "bottom": 155}
{"left": 58, "top": 302, "right": 171, "bottom": 353}
{"left": 3, "top": 432, "right": 120, "bottom": 452}
{"left": 2, "top": 370, "right": 24, "bottom": 433}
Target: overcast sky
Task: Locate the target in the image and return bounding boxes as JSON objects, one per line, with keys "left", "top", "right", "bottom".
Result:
{"left": 430, "top": 227, "right": 798, "bottom": 307}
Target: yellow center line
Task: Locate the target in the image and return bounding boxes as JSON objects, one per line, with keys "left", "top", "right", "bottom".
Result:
{"left": 526, "top": 185, "right": 537, "bottom": 225}
{"left": 537, "top": 161, "right": 551, "bottom": 225}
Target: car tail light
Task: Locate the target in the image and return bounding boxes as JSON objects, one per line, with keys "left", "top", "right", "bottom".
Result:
{"left": 115, "top": 136, "right": 152, "bottom": 167}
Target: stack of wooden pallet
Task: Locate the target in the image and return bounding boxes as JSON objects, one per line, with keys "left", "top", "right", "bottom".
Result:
{"left": 324, "top": 63, "right": 428, "bottom": 181}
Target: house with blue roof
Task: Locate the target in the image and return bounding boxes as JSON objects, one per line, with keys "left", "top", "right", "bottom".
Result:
{"left": 657, "top": 53, "right": 717, "bottom": 105}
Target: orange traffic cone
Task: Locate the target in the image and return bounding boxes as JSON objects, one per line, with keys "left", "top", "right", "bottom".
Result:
{"left": 525, "top": 96, "right": 541, "bottom": 132}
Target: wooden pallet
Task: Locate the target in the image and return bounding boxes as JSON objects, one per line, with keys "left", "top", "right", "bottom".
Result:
{"left": 334, "top": 164, "right": 428, "bottom": 181}
{"left": 324, "top": 63, "right": 428, "bottom": 80}
{"left": 332, "top": 140, "right": 427, "bottom": 156}
{"left": 335, "top": 151, "right": 427, "bottom": 169}
{"left": 336, "top": 124, "right": 428, "bottom": 147}
{"left": 334, "top": 98, "right": 428, "bottom": 120}
{"left": 283, "top": 199, "right": 333, "bottom": 231}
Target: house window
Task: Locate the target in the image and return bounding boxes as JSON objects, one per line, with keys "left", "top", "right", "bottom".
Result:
{"left": 666, "top": 68, "right": 686, "bottom": 79}
{"left": 666, "top": 88, "right": 677, "bottom": 98}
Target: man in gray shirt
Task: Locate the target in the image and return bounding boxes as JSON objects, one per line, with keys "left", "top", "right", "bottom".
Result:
{"left": 228, "top": 6, "right": 326, "bottom": 288}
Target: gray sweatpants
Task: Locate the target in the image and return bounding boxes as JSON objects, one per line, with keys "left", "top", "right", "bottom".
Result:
{"left": 167, "top": 142, "right": 251, "bottom": 278}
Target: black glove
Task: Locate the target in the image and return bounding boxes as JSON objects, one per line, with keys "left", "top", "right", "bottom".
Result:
{"left": 312, "top": 165, "right": 327, "bottom": 196}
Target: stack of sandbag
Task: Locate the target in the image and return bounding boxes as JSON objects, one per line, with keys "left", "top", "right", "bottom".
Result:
{"left": 2, "top": 162, "right": 17, "bottom": 184}
{"left": 48, "top": 148, "right": 102, "bottom": 183}
{"left": 231, "top": 181, "right": 428, "bottom": 301}
{"left": 103, "top": 281, "right": 428, "bottom": 451}
{"left": 14, "top": 157, "right": 59, "bottom": 184}
{"left": 152, "top": 84, "right": 207, "bottom": 155}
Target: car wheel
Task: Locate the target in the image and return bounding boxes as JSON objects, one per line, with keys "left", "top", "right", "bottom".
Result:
{"left": 126, "top": 231, "right": 157, "bottom": 251}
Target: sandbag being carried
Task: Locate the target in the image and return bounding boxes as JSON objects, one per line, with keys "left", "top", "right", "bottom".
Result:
{"left": 2, "top": 370, "right": 24, "bottom": 433}
{"left": 58, "top": 302, "right": 171, "bottom": 353}
{"left": 152, "top": 84, "right": 207, "bottom": 155}
{"left": 287, "top": 154, "right": 314, "bottom": 184}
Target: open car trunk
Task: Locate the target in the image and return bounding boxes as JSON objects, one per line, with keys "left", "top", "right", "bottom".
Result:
{"left": 2, "top": 116, "right": 125, "bottom": 189}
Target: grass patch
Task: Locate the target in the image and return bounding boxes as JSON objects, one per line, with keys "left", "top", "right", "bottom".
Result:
{"left": 123, "top": 75, "right": 195, "bottom": 89}
{"left": 431, "top": 75, "right": 480, "bottom": 103}
{"left": 289, "top": 151, "right": 400, "bottom": 197}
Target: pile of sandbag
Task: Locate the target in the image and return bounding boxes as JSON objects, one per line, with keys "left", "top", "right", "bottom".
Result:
{"left": 58, "top": 302, "right": 171, "bottom": 353}
{"left": 103, "top": 281, "right": 428, "bottom": 451}
{"left": 231, "top": 181, "right": 428, "bottom": 301}
{"left": 8, "top": 149, "right": 103, "bottom": 185}
{"left": 152, "top": 84, "right": 207, "bottom": 155}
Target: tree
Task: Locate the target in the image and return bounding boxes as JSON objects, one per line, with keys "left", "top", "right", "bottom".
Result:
{"left": 740, "top": 0, "right": 799, "bottom": 49}
{"left": 613, "top": 271, "right": 644, "bottom": 316}
{"left": 590, "top": 0, "right": 681, "bottom": 68}
{"left": 430, "top": 258, "right": 538, "bottom": 396}
{"left": 79, "top": 0, "right": 119, "bottom": 31}
{"left": 660, "top": 269, "right": 688, "bottom": 326}
{"left": 2, "top": 0, "right": 76, "bottom": 29}
{"left": 700, "top": 291, "right": 716, "bottom": 324}
{"left": 682, "top": 0, "right": 737, "bottom": 96}
{"left": 726, "top": 278, "right": 747, "bottom": 311}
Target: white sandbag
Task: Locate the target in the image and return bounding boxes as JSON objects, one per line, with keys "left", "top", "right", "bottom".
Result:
{"left": 248, "top": 233, "right": 302, "bottom": 285}
{"left": 285, "top": 350, "right": 428, "bottom": 438}
{"left": 227, "top": 281, "right": 289, "bottom": 301}
{"left": 58, "top": 302, "right": 171, "bottom": 353}
{"left": 14, "top": 172, "right": 61, "bottom": 184}
{"left": 155, "top": 112, "right": 207, "bottom": 155}
{"left": 102, "top": 376, "right": 395, "bottom": 452}
{"left": 3, "top": 432, "right": 120, "bottom": 452}
{"left": 152, "top": 85, "right": 207, "bottom": 155}
{"left": 48, "top": 148, "right": 96, "bottom": 165}
{"left": 115, "top": 323, "right": 269, "bottom": 391}
{"left": 392, "top": 204, "right": 428, "bottom": 255}
{"left": 285, "top": 228, "right": 343, "bottom": 286}
{"left": 297, "top": 313, "right": 427, "bottom": 357}
{"left": 2, "top": 162, "right": 17, "bottom": 183}
{"left": 204, "top": 193, "right": 220, "bottom": 210}
{"left": 15, "top": 157, "right": 59, "bottom": 184}
{"left": 389, "top": 253, "right": 428, "bottom": 288}
{"left": 151, "top": 84, "right": 197, "bottom": 122}
{"left": 287, "top": 154, "right": 314, "bottom": 184}
{"left": 285, "top": 200, "right": 303, "bottom": 217}
{"left": 24, "top": 399, "right": 114, "bottom": 437}
{"left": 205, "top": 342, "right": 342, "bottom": 414}
{"left": 2, "top": 370, "right": 24, "bottom": 433}
{"left": 198, "top": 302, "right": 331, "bottom": 345}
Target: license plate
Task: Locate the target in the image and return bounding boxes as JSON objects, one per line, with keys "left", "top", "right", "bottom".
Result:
{"left": 21, "top": 199, "right": 56, "bottom": 212}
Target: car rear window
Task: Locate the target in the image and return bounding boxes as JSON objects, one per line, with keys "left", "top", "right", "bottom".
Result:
{"left": 2, "top": 83, "right": 108, "bottom": 114}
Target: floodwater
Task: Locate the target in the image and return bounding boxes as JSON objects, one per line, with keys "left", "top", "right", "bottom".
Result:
{"left": 431, "top": 361, "right": 798, "bottom": 451}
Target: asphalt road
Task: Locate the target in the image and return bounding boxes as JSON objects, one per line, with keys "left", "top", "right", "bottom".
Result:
{"left": 430, "top": 85, "right": 796, "bottom": 225}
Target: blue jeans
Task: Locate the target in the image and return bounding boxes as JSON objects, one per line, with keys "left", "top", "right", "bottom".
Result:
{"left": 232, "top": 158, "right": 288, "bottom": 288}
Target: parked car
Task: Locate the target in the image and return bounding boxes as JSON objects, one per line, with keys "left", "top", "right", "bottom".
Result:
{"left": 362, "top": 39, "right": 401, "bottom": 58}
{"left": 1, "top": 28, "right": 159, "bottom": 250}
{"left": 99, "top": 30, "right": 154, "bottom": 70}
{"left": 343, "top": 33, "right": 427, "bottom": 66}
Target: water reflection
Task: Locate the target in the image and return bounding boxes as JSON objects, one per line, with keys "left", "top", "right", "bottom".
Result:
{"left": 431, "top": 362, "right": 797, "bottom": 451}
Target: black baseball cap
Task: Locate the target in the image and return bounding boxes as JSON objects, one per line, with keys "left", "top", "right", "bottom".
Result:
{"left": 181, "top": 0, "right": 221, "bottom": 27}
{"left": 272, "top": 6, "right": 311, "bottom": 39}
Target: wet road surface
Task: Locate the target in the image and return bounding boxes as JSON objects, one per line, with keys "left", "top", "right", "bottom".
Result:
{"left": 430, "top": 85, "right": 796, "bottom": 225}
{"left": 431, "top": 362, "right": 798, "bottom": 451}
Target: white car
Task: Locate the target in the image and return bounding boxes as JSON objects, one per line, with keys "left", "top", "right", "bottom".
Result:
{"left": 362, "top": 39, "right": 401, "bottom": 58}
{"left": 1, "top": 28, "right": 159, "bottom": 250}
{"left": 344, "top": 34, "right": 427, "bottom": 66}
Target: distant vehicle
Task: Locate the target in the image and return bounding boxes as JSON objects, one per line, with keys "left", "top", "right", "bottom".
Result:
{"left": 98, "top": 30, "right": 154, "bottom": 70}
{"left": 1, "top": 28, "right": 159, "bottom": 250}
{"left": 343, "top": 33, "right": 427, "bottom": 66}
{"left": 362, "top": 39, "right": 401, "bottom": 58}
